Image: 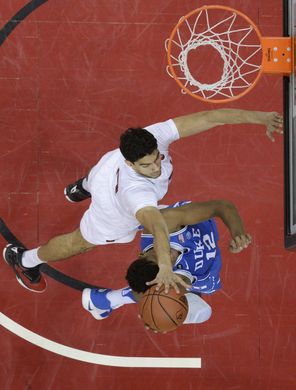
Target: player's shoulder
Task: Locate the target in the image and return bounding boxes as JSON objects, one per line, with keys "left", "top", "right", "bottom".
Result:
{"left": 94, "top": 148, "right": 122, "bottom": 168}
{"left": 144, "top": 119, "right": 179, "bottom": 142}
{"left": 189, "top": 219, "right": 219, "bottom": 241}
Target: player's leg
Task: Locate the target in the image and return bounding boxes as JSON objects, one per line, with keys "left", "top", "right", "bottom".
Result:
{"left": 3, "top": 244, "right": 47, "bottom": 293}
{"left": 36, "top": 228, "right": 96, "bottom": 262}
{"left": 3, "top": 228, "right": 96, "bottom": 293}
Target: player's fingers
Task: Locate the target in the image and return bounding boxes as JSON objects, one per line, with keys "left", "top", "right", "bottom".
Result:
{"left": 266, "top": 130, "right": 275, "bottom": 142}
{"left": 169, "top": 281, "right": 179, "bottom": 294}
{"left": 273, "top": 119, "right": 282, "bottom": 125}
{"left": 236, "top": 235, "right": 249, "bottom": 249}
{"left": 229, "top": 238, "right": 237, "bottom": 249}
{"left": 274, "top": 113, "right": 283, "bottom": 122}
{"left": 240, "top": 235, "right": 250, "bottom": 248}
{"left": 229, "top": 247, "right": 239, "bottom": 253}
{"left": 271, "top": 121, "right": 283, "bottom": 132}
{"left": 271, "top": 124, "right": 283, "bottom": 132}
{"left": 244, "top": 234, "right": 252, "bottom": 245}
{"left": 228, "top": 245, "right": 237, "bottom": 253}
{"left": 177, "top": 277, "right": 191, "bottom": 290}
{"left": 234, "top": 235, "right": 243, "bottom": 249}
{"left": 163, "top": 281, "right": 170, "bottom": 294}
{"left": 275, "top": 127, "right": 283, "bottom": 134}
{"left": 146, "top": 278, "right": 157, "bottom": 286}
{"left": 246, "top": 233, "right": 252, "bottom": 242}
{"left": 271, "top": 111, "right": 282, "bottom": 118}
{"left": 172, "top": 273, "right": 191, "bottom": 290}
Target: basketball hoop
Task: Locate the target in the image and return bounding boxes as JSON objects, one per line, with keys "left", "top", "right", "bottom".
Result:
{"left": 165, "top": 5, "right": 293, "bottom": 103}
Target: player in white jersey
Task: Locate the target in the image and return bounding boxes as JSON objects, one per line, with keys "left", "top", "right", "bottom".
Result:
{"left": 3, "top": 109, "right": 282, "bottom": 294}
{"left": 79, "top": 120, "right": 178, "bottom": 243}
{"left": 82, "top": 199, "right": 251, "bottom": 329}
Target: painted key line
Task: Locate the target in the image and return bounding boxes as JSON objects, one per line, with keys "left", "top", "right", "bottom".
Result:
{"left": 0, "top": 313, "right": 201, "bottom": 368}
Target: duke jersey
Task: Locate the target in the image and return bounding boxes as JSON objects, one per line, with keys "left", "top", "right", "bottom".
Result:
{"left": 140, "top": 202, "right": 222, "bottom": 294}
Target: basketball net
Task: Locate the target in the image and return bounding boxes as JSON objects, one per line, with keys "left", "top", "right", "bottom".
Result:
{"left": 166, "top": 6, "right": 293, "bottom": 103}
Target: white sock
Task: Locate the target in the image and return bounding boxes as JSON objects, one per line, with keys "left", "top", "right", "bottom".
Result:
{"left": 21, "top": 247, "right": 44, "bottom": 268}
{"left": 106, "top": 287, "right": 136, "bottom": 308}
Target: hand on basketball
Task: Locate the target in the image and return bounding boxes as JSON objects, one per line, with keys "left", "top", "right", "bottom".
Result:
{"left": 228, "top": 233, "right": 252, "bottom": 253}
{"left": 146, "top": 264, "right": 191, "bottom": 293}
{"left": 264, "top": 112, "right": 283, "bottom": 142}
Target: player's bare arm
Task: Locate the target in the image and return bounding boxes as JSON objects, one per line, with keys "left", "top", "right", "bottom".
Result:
{"left": 136, "top": 206, "right": 191, "bottom": 293}
{"left": 160, "top": 200, "right": 252, "bottom": 253}
{"left": 172, "top": 109, "right": 283, "bottom": 141}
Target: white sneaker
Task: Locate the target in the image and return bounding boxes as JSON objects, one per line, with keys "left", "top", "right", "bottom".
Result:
{"left": 82, "top": 288, "right": 113, "bottom": 320}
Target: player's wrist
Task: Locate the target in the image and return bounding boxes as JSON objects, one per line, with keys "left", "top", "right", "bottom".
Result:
{"left": 158, "top": 261, "right": 172, "bottom": 269}
{"left": 252, "top": 110, "right": 268, "bottom": 124}
{"left": 231, "top": 229, "right": 245, "bottom": 238}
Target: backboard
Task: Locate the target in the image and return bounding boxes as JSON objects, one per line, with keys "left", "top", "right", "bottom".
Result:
{"left": 284, "top": 0, "right": 296, "bottom": 249}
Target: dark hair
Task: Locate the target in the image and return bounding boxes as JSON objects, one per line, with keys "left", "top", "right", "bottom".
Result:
{"left": 125, "top": 256, "right": 159, "bottom": 293}
{"left": 119, "top": 128, "right": 158, "bottom": 163}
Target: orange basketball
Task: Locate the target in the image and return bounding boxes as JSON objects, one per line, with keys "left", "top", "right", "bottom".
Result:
{"left": 138, "top": 285, "right": 188, "bottom": 333}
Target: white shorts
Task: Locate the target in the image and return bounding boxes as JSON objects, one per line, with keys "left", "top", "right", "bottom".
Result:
{"left": 80, "top": 201, "right": 170, "bottom": 245}
{"left": 80, "top": 214, "right": 139, "bottom": 245}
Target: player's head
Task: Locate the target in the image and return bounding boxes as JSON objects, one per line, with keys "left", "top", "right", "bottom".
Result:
{"left": 120, "top": 128, "right": 161, "bottom": 178}
{"left": 125, "top": 253, "right": 159, "bottom": 293}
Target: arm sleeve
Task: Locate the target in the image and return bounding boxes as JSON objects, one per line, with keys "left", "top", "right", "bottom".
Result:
{"left": 183, "top": 293, "right": 212, "bottom": 324}
{"left": 144, "top": 119, "right": 179, "bottom": 151}
{"left": 189, "top": 274, "right": 221, "bottom": 295}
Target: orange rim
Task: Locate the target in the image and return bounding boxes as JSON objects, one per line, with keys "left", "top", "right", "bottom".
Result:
{"left": 166, "top": 5, "right": 264, "bottom": 103}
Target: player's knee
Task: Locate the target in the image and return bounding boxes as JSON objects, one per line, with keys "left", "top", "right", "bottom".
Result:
{"left": 77, "top": 245, "right": 95, "bottom": 254}
{"left": 68, "top": 229, "right": 95, "bottom": 254}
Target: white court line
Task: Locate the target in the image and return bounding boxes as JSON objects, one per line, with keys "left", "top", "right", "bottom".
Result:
{"left": 0, "top": 313, "right": 201, "bottom": 368}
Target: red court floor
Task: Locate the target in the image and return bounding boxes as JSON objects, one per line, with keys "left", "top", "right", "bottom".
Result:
{"left": 0, "top": 1, "right": 295, "bottom": 389}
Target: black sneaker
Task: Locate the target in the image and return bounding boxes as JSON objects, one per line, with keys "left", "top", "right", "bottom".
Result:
{"left": 64, "top": 177, "right": 91, "bottom": 202}
{"left": 3, "top": 244, "right": 47, "bottom": 293}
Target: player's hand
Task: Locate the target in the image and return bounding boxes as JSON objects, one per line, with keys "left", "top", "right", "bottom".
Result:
{"left": 228, "top": 233, "right": 252, "bottom": 253}
{"left": 264, "top": 112, "right": 283, "bottom": 142}
{"left": 146, "top": 264, "right": 191, "bottom": 293}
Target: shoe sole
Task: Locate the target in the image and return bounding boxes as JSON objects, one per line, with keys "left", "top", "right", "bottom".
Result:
{"left": 82, "top": 288, "right": 108, "bottom": 320}
{"left": 3, "top": 245, "right": 46, "bottom": 293}
{"left": 64, "top": 188, "right": 76, "bottom": 203}
{"left": 64, "top": 187, "right": 91, "bottom": 203}
{"left": 82, "top": 288, "right": 91, "bottom": 311}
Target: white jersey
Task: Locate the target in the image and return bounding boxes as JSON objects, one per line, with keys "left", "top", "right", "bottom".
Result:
{"left": 80, "top": 119, "right": 179, "bottom": 244}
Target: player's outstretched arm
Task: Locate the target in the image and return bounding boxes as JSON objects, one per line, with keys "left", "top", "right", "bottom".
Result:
{"left": 172, "top": 109, "right": 283, "bottom": 141}
{"left": 216, "top": 202, "right": 252, "bottom": 253}
{"left": 161, "top": 200, "right": 252, "bottom": 253}
{"left": 136, "top": 206, "right": 191, "bottom": 293}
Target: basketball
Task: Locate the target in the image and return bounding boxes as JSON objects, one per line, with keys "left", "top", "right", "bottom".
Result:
{"left": 138, "top": 285, "right": 188, "bottom": 333}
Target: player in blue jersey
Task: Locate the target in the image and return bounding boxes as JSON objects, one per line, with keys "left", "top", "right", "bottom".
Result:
{"left": 82, "top": 199, "right": 251, "bottom": 326}
{"left": 3, "top": 109, "right": 282, "bottom": 295}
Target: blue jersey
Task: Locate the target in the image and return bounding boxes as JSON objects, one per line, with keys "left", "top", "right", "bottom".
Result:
{"left": 140, "top": 202, "right": 222, "bottom": 294}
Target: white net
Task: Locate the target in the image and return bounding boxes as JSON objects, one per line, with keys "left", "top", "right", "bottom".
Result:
{"left": 166, "top": 7, "right": 263, "bottom": 102}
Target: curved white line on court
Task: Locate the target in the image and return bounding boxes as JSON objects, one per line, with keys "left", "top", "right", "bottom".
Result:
{"left": 0, "top": 312, "right": 201, "bottom": 368}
